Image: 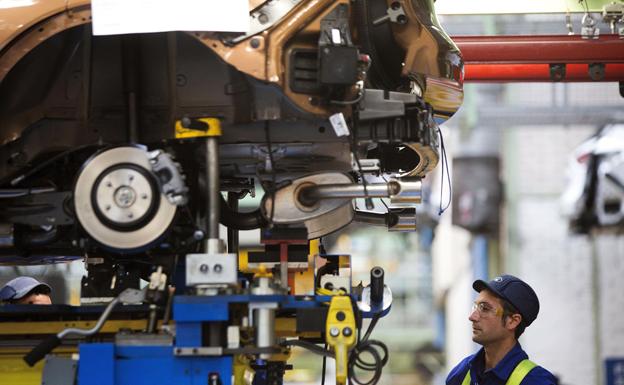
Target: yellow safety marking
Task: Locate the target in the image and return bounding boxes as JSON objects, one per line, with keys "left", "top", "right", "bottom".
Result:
{"left": 309, "top": 239, "right": 320, "bottom": 255}
{"left": 275, "top": 318, "right": 320, "bottom": 339}
{"left": 338, "top": 254, "right": 350, "bottom": 269}
{"left": 239, "top": 250, "right": 250, "bottom": 272}
{"left": 0, "top": 319, "right": 153, "bottom": 335}
{"left": 175, "top": 117, "right": 222, "bottom": 138}
{"left": 0, "top": 356, "right": 45, "bottom": 385}
{"left": 233, "top": 355, "right": 255, "bottom": 385}
{"left": 0, "top": 348, "right": 75, "bottom": 385}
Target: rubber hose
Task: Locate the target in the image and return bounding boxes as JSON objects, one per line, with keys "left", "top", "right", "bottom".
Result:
{"left": 219, "top": 194, "right": 268, "bottom": 230}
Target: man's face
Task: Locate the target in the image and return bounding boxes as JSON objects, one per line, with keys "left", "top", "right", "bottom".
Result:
{"left": 469, "top": 289, "right": 509, "bottom": 345}
{"left": 15, "top": 293, "right": 52, "bottom": 305}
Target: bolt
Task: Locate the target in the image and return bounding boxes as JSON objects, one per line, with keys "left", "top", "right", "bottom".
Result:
{"left": 193, "top": 230, "right": 205, "bottom": 241}
{"left": 336, "top": 311, "right": 346, "bottom": 321}
{"left": 329, "top": 327, "right": 340, "bottom": 337}
{"left": 258, "top": 13, "right": 269, "bottom": 24}
{"left": 343, "top": 327, "right": 353, "bottom": 337}
{"left": 250, "top": 37, "right": 261, "bottom": 49}
{"left": 199, "top": 264, "right": 209, "bottom": 273}
{"left": 213, "top": 264, "right": 222, "bottom": 273}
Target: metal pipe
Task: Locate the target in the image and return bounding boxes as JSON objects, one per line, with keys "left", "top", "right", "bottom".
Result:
{"left": 353, "top": 211, "right": 388, "bottom": 226}
{"left": 251, "top": 276, "right": 276, "bottom": 360}
{"left": 226, "top": 192, "right": 240, "bottom": 253}
{"left": 300, "top": 182, "right": 399, "bottom": 201}
{"left": 162, "top": 286, "right": 175, "bottom": 325}
{"left": 0, "top": 187, "right": 55, "bottom": 199}
{"left": 58, "top": 296, "right": 121, "bottom": 339}
{"left": 166, "top": 32, "right": 177, "bottom": 130}
{"left": 455, "top": 34, "right": 624, "bottom": 64}
{"left": 299, "top": 179, "right": 421, "bottom": 205}
{"left": 206, "top": 138, "right": 220, "bottom": 246}
{"left": 80, "top": 24, "right": 92, "bottom": 126}
{"left": 127, "top": 92, "right": 139, "bottom": 143}
{"left": 146, "top": 304, "right": 158, "bottom": 333}
{"left": 122, "top": 35, "right": 140, "bottom": 143}
{"left": 255, "top": 307, "right": 276, "bottom": 357}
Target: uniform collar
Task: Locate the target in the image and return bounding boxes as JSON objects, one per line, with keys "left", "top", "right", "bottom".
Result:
{"left": 471, "top": 342, "right": 528, "bottom": 381}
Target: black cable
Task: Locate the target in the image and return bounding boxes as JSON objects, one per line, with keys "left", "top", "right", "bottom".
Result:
{"left": 280, "top": 339, "right": 333, "bottom": 358}
{"left": 219, "top": 194, "right": 268, "bottom": 230}
{"left": 8, "top": 143, "right": 102, "bottom": 186}
{"left": 360, "top": 313, "right": 380, "bottom": 343}
{"left": 378, "top": 198, "right": 389, "bottom": 213}
{"left": 321, "top": 343, "right": 327, "bottom": 385}
{"left": 437, "top": 126, "right": 452, "bottom": 215}
{"left": 579, "top": 0, "right": 590, "bottom": 13}
{"left": 330, "top": 90, "right": 365, "bottom": 106}
{"left": 349, "top": 109, "right": 373, "bottom": 210}
{"left": 349, "top": 339, "right": 388, "bottom": 385}
{"left": 348, "top": 313, "right": 388, "bottom": 385}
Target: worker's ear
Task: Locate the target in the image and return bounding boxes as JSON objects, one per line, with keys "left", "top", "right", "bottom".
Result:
{"left": 504, "top": 313, "right": 522, "bottom": 331}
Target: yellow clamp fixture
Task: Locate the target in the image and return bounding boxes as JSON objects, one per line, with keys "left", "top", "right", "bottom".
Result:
{"left": 253, "top": 264, "right": 272, "bottom": 279}
{"left": 325, "top": 296, "right": 356, "bottom": 385}
{"left": 175, "top": 117, "right": 221, "bottom": 138}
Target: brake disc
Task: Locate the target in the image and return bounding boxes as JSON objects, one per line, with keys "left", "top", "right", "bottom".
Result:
{"left": 74, "top": 147, "right": 176, "bottom": 251}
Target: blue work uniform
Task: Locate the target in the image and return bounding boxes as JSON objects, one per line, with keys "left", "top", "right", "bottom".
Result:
{"left": 446, "top": 343, "right": 557, "bottom": 385}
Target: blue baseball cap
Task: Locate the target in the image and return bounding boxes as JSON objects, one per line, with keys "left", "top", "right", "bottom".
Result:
{"left": 473, "top": 274, "right": 540, "bottom": 326}
{"left": 0, "top": 276, "right": 51, "bottom": 301}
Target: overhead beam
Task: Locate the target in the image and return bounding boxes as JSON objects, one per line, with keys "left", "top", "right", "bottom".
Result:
{"left": 455, "top": 35, "right": 624, "bottom": 82}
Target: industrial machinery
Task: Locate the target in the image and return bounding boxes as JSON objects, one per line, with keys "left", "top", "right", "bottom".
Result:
{"left": 0, "top": 0, "right": 463, "bottom": 384}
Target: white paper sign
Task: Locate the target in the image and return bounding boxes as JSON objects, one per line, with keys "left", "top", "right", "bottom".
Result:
{"left": 329, "top": 113, "right": 350, "bottom": 137}
{"left": 91, "top": 0, "right": 249, "bottom": 36}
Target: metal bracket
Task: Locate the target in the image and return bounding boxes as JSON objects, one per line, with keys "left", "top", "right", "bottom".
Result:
{"left": 589, "top": 62, "right": 606, "bottom": 81}
{"left": 549, "top": 63, "right": 566, "bottom": 81}
{"left": 358, "top": 89, "right": 418, "bottom": 121}
{"left": 372, "top": 1, "right": 408, "bottom": 26}
{"left": 41, "top": 356, "right": 77, "bottom": 385}
{"left": 224, "top": 0, "right": 304, "bottom": 45}
{"left": 174, "top": 347, "right": 224, "bottom": 356}
{"left": 186, "top": 253, "right": 238, "bottom": 287}
{"left": 581, "top": 13, "right": 600, "bottom": 39}
{"left": 352, "top": 157, "right": 380, "bottom": 174}
{"left": 602, "top": 2, "right": 624, "bottom": 35}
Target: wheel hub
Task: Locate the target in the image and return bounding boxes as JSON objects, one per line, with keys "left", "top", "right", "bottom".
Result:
{"left": 94, "top": 167, "right": 154, "bottom": 227}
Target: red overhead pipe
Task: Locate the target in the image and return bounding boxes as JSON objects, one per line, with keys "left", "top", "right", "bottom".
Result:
{"left": 454, "top": 34, "right": 624, "bottom": 82}
{"left": 465, "top": 63, "right": 624, "bottom": 82}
